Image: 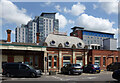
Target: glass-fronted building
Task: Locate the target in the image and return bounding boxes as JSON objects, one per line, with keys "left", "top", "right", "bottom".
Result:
{"left": 70, "top": 27, "right": 114, "bottom": 49}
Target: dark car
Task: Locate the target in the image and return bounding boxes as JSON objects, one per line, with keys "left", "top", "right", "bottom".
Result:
{"left": 61, "top": 63, "right": 83, "bottom": 75}
{"left": 112, "top": 69, "right": 120, "bottom": 81}
{"left": 107, "top": 62, "right": 120, "bottom": 71}
{"left": 83, "top": 64, "right": 100, "bottom": 73}
{"left": 2, "top": 63, "right": 42, "bottom": 77}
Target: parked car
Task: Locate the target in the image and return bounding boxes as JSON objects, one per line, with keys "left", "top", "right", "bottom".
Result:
{"left": 107, "top": 62, "right": 120, "bottom": 71}
{"left": 83, "top": 64, "right": 100, "bottom": 73}
{"left": 112, "top": 69, "right": 120, "bottom": 81}
{"left": 2, "top": 63, "right": 42, "bottom": 77}
{"left": 61, "top": 63, "right": 83, "bottom": 75}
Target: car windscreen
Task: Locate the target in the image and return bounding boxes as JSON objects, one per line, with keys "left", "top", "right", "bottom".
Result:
{"left": 27, "top": 65, "right": 34, "bottom": 69}
{"left": 72, "top": 64, "right": 81, "bottom": 67}
{"left": 94, "top": 64, "right": 99, "bottom": 68}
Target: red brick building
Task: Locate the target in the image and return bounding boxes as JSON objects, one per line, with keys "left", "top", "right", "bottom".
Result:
{"left": 88, "top": 49, "right": 119, "bottom": 70}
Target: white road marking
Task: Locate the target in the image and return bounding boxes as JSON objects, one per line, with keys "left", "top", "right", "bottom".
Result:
{"left": 51, "top": 76, "right": 63, "bottom": 81}
{"left": 87, "top": 77, "right": 96, "bottom": 79}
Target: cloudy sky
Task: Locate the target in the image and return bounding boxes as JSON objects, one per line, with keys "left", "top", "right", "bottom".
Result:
{"left": 0, "top": 0, "right": 119, "bottom": 46}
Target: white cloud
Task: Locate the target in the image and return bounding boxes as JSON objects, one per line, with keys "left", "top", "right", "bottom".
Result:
{"left": 55, "top": 5, "right": 61, "bottom": 12}
{"left": 76, "top": 14, "right": 115, "bottom": 34}
{"left": 55, "top": 13, "right": 67, "bottom": 28}
{"left": 93, "top": 4, "right": 98, "bottom": 10}
{"left": 63, "top": 2, "right": 86, "bottom": 16}
{"left": 0, "top": 0, "right": 32, "bottom": 25}
{"left": 68, "top": 20, "right": 75, "bottom": 24}
{"left": 100, "top": 0, "right": 118, "bottom": 14}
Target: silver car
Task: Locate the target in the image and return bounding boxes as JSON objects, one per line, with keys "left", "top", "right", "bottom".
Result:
{"left": 61, "top": 64, "right": 83, "bottom": 75}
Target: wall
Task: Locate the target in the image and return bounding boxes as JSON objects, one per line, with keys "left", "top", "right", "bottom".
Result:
{"left": 88, "top": 50, "right": 119, "bottom": 70}
{"left": 47, "top": 47, "right": 87, "bottom": 72}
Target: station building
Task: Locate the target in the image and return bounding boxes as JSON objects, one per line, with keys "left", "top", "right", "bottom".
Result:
{"left": 0, "top": 30, "right": 88, "bottom": 73}
{"left": 0, "top": 29, "right": 119, "bottom": 73}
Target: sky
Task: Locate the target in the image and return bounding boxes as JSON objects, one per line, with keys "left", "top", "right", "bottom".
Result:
{"left": 0, "top": 0, "right": 119, "bottom": 46}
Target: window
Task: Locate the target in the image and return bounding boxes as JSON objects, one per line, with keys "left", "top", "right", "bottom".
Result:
{"left": 50, "top": 40, "right": 55, "bottom": 46}
{"left": 76, "top": 56, "right": 82, "bottom": 60}
{"left": 63, "top": 62, "right": 70, "bottom": 66}
{"left": 65, "top": 41, "right": 69, "bottom": 47}
{"left": 49, "top": 56, "right": 52, "bottom": 60}
{"left": 116, "top": 57, "right": 118, "bottom": 62}
{"left": 54, "top": 56, "right": 57, "bottom": 60}
{"left": 21, "top": 65, "right": 28, "bottom": 69}
{"left": 94, "top": 57, "right": 101, "bottom": 66}
{"left": 77, "top": 43, "right": 82, "bottom": 47}
{"left": 103, "top": 57, "right": 106, "bottom": 66}
{"left": 63, "top": 56, "right": 70, "bottom": 60}
{"left": 49, "top": 62, "right": 52, "bottom": 67}
{"left": 54, "top": 62, "right": 57, "bottom": 67}
{"left": 35, "top": 56, "right": 38, "bottom": 67}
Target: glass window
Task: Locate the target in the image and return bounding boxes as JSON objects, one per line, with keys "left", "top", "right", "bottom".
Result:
{"left": 95, "top": 57, "right": 100, "bottom": 60}
{"left": 63, "top": 56, "right": 70, "bottom": 60}
{"left": 76, "top": 56, "right": 82, "bottom": 60}
{"left": 54, "top": 62, "right": 57, "bottom": 67}
{"left": 54, "top": 56, "right": 57, "bottom": 60}
{"left": 49, "top": 56, "right": 52, "bottom": 60}
{"left": 116, "top": 57, "right": 118, "bottom": 62}
{"left": 103, "top": 57, "right": 106, "bottom": 66}
{"left": 63, "top": 62, "right": 70, "bottom": 66}
{"left": 94, "top": 57, "right": 101, "bottom": 66}
{"left": 49, "top": 62, "right": 52, "bottom": 67}
{"left": 35, "top": 56, "right": 38, "bottom": 67}
{"left": 21, "top": 65, "right": 28, "bottom": 69}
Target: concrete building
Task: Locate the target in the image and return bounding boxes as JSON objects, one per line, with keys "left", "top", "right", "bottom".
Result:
{"left": 70, "top": 27, "right": 114, "bottom": 49}
{"left": 15, "top": 12, "right": 59, "bottom": 43}
{"left": 103, "top": 38, "right": 117, "bottom": 50}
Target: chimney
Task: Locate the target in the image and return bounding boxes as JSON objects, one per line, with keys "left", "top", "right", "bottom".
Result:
{"left": 6, "top": 29, "right": 11, "bottom": 42}
{"left": 36, "top": 33, "right": 40, "bottom": 45}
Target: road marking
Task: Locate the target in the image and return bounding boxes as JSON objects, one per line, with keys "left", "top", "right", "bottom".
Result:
{"left": 87, "top": 77, "right": 96, "bottom": 79}
{"left": 51, "top": 76, "right": 63, "bottom": 81}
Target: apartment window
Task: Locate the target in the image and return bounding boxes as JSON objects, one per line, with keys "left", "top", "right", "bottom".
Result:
{"left": 103, "top": 57, "right": 106, "bottom": 66}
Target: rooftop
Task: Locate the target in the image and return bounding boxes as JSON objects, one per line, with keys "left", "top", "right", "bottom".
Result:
{"left": 41, "top": 12, "right": 56, "bottom": 16}
{"left": 71, "top": 26, "right": 114, "bottom": 35}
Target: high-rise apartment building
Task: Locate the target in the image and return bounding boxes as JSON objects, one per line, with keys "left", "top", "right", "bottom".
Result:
{"left": 15, "top": 24, "right": 27, "bottom": 43}
{"left": 15, "top": 13, "right": 59, "bottom": 43}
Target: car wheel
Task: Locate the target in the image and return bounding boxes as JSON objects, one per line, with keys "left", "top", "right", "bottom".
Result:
{"left": 6, "top": 73, "right": 11, "bottom": 77}
{"left": 31, "top": 73, "right": 36, "bottom": 78}
{"left": 89, "top": 70, "right": 92, "bottom": 73}
{"left": 78, "top": 72, "right": 82, "bottom": 75}
{"left": 107, "top": 68, "right": 110, "bottom": 71}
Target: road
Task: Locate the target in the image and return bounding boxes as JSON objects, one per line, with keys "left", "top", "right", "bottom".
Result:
{"left": 1, "top": 71, "right": 119, "bottom": 83}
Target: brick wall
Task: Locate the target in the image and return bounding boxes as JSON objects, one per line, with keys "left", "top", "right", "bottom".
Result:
{"left": 88, "top": 50, "right": 119, "bottom": 70}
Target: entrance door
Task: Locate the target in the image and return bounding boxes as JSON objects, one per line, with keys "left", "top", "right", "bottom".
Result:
{"left": 108, "top": 57, "right": 113, "bottom": 65}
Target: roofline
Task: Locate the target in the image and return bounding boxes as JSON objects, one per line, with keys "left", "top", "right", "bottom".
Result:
{"left": 0, "top": 43, "right": 46, "bottom": 48}
{"left": 71, "top": 26, "right": 84, "bottom": 30}
{"left": 83, "top": 30, "right": 114, "bottom": 35}
{"left": 41, "top": 12, "right": 56, "bottom": 16}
